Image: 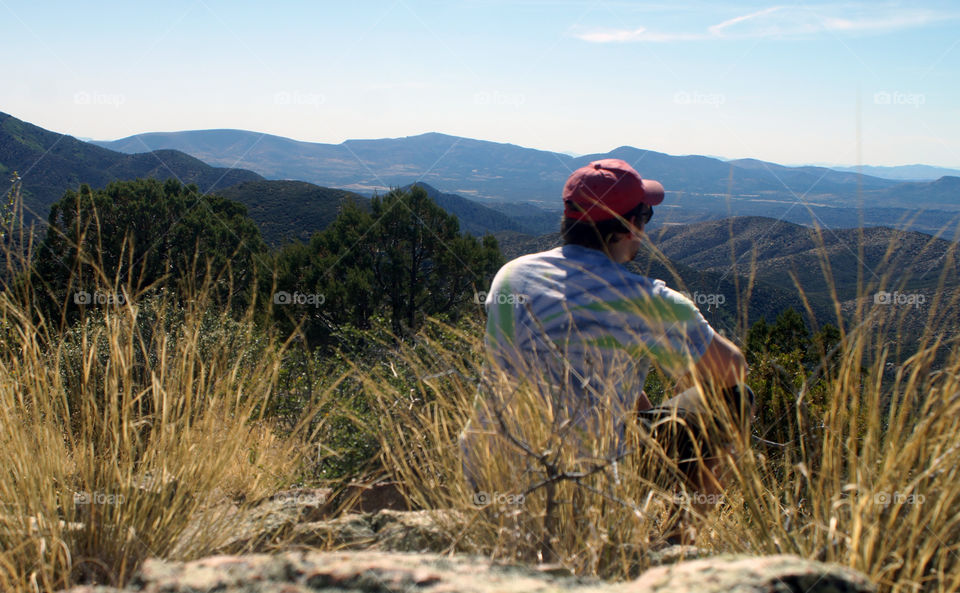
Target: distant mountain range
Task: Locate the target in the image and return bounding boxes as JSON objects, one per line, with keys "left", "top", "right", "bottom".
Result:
{"left": 223, "top": 180, "right": 952, "bottom": 335}
{"left": 830, "top": 164, "right": 960, "bottom": 181}
{"left": 3, "top": 108, "right": 959, "bottom": 242}
{"left": 93, "top": 127, "right": 960, "bottom": 235}
{"left": 0, "top": 108, "right": 960, "bottom": 240}
{"left": 0, "top": 112, "right": 261, "bottom": 223}
{"left": 95, "top": 129, "right": 907, "bottom": 202}
{"left": 0, "top": 110, "right": 537, "bottom": 242}
{"left": 2, "top": 109, "right": 956, "bottom": 344}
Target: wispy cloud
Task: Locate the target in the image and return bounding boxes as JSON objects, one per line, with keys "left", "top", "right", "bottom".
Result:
{"left": 575, "top": 27, "right": 703, "bottom": 43}
{"left": 574, "top": 5, "right": 952, "bottom": 43}
{"left": 707, "top": 6, "right": 785, "bottom": 37}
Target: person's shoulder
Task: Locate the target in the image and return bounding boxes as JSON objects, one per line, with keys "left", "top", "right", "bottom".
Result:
{"left": 651, "top": 281, "right": 695, "bottom": 305}
{"left": 504, "top": 246, "right": 564, "bottom": 265}
{"left": 496, "top": 246, "right": 568, "bottom": 275}
{"left": 620, "top": 267, "right": 661, "bottom": 290}
{"left": 490, "top": 247, "right": 563, "bottom": 288}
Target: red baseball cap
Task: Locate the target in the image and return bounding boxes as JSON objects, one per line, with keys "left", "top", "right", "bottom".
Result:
{"left": 562, "top": 159, "right": 664, "bottom": 222}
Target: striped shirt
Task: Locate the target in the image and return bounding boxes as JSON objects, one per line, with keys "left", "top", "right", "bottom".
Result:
{"left": 483, "top": 244, "right": 715, "bottom": 432}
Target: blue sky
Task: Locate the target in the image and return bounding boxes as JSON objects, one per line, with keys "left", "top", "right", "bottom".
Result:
{"left": 2, "top": 0, "right": 958, "bottom": 167}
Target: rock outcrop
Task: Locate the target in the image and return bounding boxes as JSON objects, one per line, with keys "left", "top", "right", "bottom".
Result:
{"left": 63, "top": 550, "right": 874, "bottom": 593}
{"left": 61, "top": 489, "right": 875, "bottom": 593}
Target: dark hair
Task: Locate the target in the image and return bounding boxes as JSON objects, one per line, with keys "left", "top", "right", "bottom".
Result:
{"left": 561, "top": 203, "right": 649, "bottom": 250}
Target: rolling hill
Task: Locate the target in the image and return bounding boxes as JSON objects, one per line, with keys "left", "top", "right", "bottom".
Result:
{"left": 400, "top": 183, "right": 529, "bottom": 236}
{"left": 0, "top": 112, "right": 525, "bottom": 244}
{"left": 94, "top": 130, "right": 573, "bottom": 203}
{"left": 216, "top": 180, "right": 367, "bottom": 246}
{"left": 217, "top": 180, "right": 532, "bottom": 246}
{"left": 650, "top": 216, "right": 960, "bottom": 300}
{"left": 3, "top": 109, "right": 955, "bottom": 346}
{"left": 0, "top": 112, "right": 262, "bottom": 224}
{"left": 5, "top": 111, "right": 956, "bottom": 351}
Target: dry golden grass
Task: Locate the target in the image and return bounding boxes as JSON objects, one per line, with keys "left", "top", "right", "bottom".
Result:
{"left": 0, "top": 285, "right": 321, "bottom": 591}
{"left": 0, "top": 188, "right": 325, "bottom": 591}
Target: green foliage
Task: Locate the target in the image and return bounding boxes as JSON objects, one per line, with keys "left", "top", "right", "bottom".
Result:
{"left": 810, "top": 323, "right": 842, "bottom": 366}
{"left": 767, "top": 308, "right": 808, "bottom": 354}
{"left": 743, "top": 308, "right": 842, "bottom": 454}
{"left": 1, "top": 170, "right": 19, "bottom": 234}
{"left": 274, "top": 330, "right": 387, "bottom": 481}
{"left": 745, "top": 317, "right": 770, "bottom": 365}
{"left": 370, "top": 185, "right": 500, "bottom": 334}
{"left": 217, "top": 180, "right": 368, "bottom": 246}
{"left": 30, "top": 178, "right": 268, "bottom": 322}
{"left": 263, "top": 185, "right": 502, "bottom": 475}
{"left": 642, "top": 367, "right": 668, "bottom": 405}
{"left": 271, "top": 185, "right": 502, "bottom": 344}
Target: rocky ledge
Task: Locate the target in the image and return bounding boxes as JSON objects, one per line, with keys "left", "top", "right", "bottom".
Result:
{"left": 61, "top": 486, "right": 876, "bottom": 593}
{"left": 64, "top": 549, "right": 873, "bottom": 593}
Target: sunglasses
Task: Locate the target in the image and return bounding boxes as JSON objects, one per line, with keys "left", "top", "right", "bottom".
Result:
{"left": 638, "top": 206, "right": 654, "bottom": 225}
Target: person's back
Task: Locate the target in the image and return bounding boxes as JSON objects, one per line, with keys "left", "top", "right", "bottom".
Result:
{"left": 482, "top": 243, "right": 714, "bottom": 445}
{"left": 461, "top": 158, "right": 749, "bottom": 500}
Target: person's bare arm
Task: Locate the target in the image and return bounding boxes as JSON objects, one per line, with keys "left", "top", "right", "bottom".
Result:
{"left": 675, "top": 333, "right": 747, "bottom": 391}
{"left": 636, "top": 389, "right": 652, "bottom": 412}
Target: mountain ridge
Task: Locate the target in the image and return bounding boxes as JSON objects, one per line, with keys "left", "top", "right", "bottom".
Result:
{"left": 3, "top": 111, "right": 957, "bottom": 239}
{"left": 92, "top": 127, "right": 960, "bottom": 234}
{"left": 93, "top": 128, "right": 910, "bottom": 199}
{"left": 0, "top": 112, "right": 262, "bottom": 223}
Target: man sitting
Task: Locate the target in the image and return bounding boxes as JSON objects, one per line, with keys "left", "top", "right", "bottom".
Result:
{"left": 462, "top": 158, "right": 751, "bottom": 526}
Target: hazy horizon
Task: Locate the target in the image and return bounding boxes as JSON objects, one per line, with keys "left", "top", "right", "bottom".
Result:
{"left": 66, "top": 123, "right": 960, "bottom": 173}
{"left": 4, "top": 1, "right": 958, "bottom": 168}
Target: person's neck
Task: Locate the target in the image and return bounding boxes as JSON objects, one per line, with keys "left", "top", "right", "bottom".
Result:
{"left": 565, "top": 235, "right": 636, "bottom": 264}
{"left": 567, "top": 242, "right": 618, "bottom": 261}
{"left": 608, "top": 234, "right": 637, "bottom": 264}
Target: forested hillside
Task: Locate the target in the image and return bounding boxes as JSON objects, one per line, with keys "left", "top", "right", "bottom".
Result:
{"left": 0, "top": 112, "right": 261, "bottom": 223}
